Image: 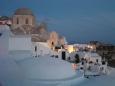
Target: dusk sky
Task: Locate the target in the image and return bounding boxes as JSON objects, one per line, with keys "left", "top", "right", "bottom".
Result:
{"left": 0, "top": 0, "right": 115, "bottom": 44}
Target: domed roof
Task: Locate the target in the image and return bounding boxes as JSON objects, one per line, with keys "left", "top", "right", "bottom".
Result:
{"left": 20, "top": 56, "right": 76, "bottom": 80}
{"left": 14, "top": 8, "right": 34, "bottom": 15}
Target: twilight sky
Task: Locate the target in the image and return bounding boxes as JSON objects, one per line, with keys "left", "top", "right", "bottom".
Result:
{"left": 0, "top": 0, "right": 115, "bottom": 44}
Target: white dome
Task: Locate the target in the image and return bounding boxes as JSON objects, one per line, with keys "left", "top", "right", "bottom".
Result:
{"left": 20, "top": 56, "right": 76, "bottom": 80}
{"left": 0, "top": 57, "right": 24, "bottom": 86}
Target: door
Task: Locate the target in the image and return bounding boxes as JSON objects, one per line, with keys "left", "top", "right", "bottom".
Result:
{"left": 62, "top": 51, "right": 66, "bottom": 60}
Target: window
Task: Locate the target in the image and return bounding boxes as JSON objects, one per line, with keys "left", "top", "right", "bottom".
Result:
{"left": 17, "top": 18, "right": 19, "bottom": 24}
{"left": 25, "top": 18, "right": 29, "bottom": 24}
{"left": 52, "top": 42, "right": 54, "bottom": 46}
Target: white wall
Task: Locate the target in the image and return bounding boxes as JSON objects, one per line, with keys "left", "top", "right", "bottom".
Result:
{"left": 58, "top": 49, "right": 70, "bottom": 60}
{"left": 0, "top": 25, "right": 10, "bottom": 56}
{"left": 9, "top": 36, "right": 32, "bottom": 51}
{"left": 32, "top": 42, "right": 52, "bottom": 56}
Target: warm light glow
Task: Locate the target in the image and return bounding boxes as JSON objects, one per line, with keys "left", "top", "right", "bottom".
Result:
{"left": 67, "top": 45, "right": 74, "bottom": 53}
{"left": 88, "top": 45, "right": 94, "bottom": 49}
{"left": 72, "top": 63, "right": 77, "bottom": 70}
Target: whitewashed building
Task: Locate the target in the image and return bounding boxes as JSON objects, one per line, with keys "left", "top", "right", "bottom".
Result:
{"left": 9, "top": 35, "right": 32, "bottom": 51}
{"left": 32, "top": 42, "right": 52, "bottom": 57}
{"left": 84, "top": 52, "right": 102, "bottom": 64}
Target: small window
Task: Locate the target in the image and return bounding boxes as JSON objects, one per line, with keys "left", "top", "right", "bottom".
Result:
{"left": 25, "top": 18, "right": 29, "bottom": 24}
